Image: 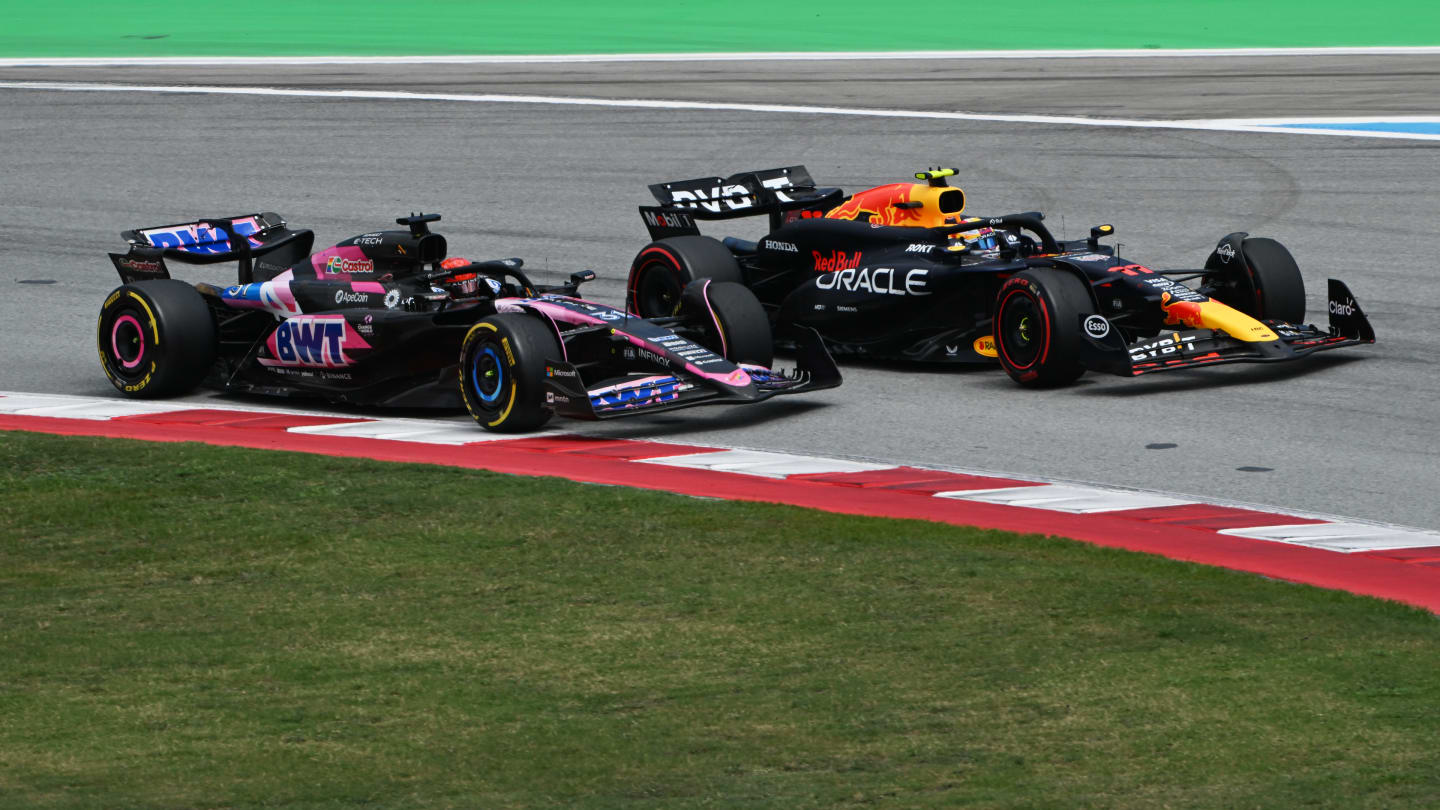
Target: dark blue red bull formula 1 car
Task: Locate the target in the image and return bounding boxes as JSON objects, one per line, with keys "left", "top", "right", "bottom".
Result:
{"left": 98, "top": 212, "right": 839, "bottom": 431}
{"left": 626, "top": 166, "right": 1375, "bottom": 386}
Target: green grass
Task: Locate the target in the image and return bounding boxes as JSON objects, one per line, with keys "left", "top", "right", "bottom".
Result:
{"left": 4, "top": 0, "right": 1440, "bottom": 58}
{"left": 2, "top": 430, "right": 1438, "bottom": 808}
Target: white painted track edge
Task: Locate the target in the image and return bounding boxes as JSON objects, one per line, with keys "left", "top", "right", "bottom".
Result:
{"left": 6, "top": 46, "right": 1440, "bottom": 68}
{"left": 5, "top": 390, "right": 1439, "bottom": 541}
{"left": 4, "top": 81, "right": 1439, "bottom": 143}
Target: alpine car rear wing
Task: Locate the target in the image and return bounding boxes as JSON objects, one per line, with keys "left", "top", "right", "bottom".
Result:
{"left": 108, "top": 212, "right": 315, "bottom": 284}
{"left": 640, "top": 165, "right": 845, "bottom": 238}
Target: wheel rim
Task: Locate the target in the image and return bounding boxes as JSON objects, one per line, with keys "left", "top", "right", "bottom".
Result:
{"left": 110, "top": 313, "right": 147, "bottom": 373}
{"left": 999, "top": 291, "right": 1044, "bottom": 369}
{"left": 471, "top": 344, "right": 505, "bottom": 405}
{"left": 636, "top": 261, "right": 683, "bottom": 317}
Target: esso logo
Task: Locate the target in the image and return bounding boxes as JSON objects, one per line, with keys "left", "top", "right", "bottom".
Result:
{"left": 1084, "top": 314, "right": 1111, "bottom": 338}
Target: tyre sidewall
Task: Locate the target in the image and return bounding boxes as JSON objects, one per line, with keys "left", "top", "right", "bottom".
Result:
{"left": 993, "top": 269, "right": 1092, "bottom": 387}
{"left": 681, "top": 280, "right": 774, "bottom": 367}
{"left": 1241, "top": 237, "right": 1305, "bottom": 323}
{"left": 97, "top": 280, "right": 216, "bottom": 398}
{"left": 628, "top": 236, "right": 741, "bottom": 317}
{"left": 459, "top": 314, "right": 559, "bottom": 432}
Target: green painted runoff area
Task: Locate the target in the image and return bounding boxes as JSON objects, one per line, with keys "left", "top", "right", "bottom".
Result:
{"left": 6, "top": 1, "right": 1439, "bottom": 58}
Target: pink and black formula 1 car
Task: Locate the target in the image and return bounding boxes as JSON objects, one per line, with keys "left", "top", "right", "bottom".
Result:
{"left": 98, "top": 212, "right": 839, "bottom": 432}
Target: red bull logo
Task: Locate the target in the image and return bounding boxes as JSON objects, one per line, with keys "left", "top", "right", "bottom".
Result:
{"left": 826, "top": 183, "right": 925, "bottom": 227}
{"left": 826, "top": 182, "right": 965, "bottom": 228}
{"left": 813, "top": 250, "right": 863, "bottom": 273}
{"left": 1160, "top": 292, "right": 1207, "bottom": 328}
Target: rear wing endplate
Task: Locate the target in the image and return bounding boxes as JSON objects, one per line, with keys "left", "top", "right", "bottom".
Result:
{"left": 639, "top": 165, "right": 844, "bottom": 238}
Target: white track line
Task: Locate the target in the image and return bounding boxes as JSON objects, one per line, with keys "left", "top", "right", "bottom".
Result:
{"left": 287, "top": 420, "right": 556, "bottom": 444}
{"left": 4, "top": 80, "right": 1440, "bottom": 142}
{"left": 5, "top": 46, "right": 1440, "bottom": 68}
{"left": 639, "top": 448, "right": 895, "bottom": 478}
{"left": 935, "top": 484, "right": 1195, "bottom": 514}
{"left": 1219, "top": 524, "right": 1440, "bottom": 553}
{"left": 0, "top": 393, "right": 196, "bottom": 420}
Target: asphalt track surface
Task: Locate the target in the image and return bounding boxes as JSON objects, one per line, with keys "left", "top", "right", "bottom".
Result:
{"left": 2, "top": 56, "right": 1438, "bottom": 529}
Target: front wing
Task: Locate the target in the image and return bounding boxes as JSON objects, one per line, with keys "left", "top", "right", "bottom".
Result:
{"left": 542, "top": 326, "right": 841, "bottom": 420}
{"left": 1079, "top": 279, "right": 1376, "bottom": 377}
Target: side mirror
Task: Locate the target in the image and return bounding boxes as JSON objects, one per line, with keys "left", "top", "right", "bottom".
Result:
{"left": 557, "top": 269, "right": 598, "bottom": 297}
{"left": 1088, "top": 224, "right": 1114, "bottom": 249}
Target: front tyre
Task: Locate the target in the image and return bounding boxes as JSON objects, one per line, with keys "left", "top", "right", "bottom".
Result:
{"left": 459, "top": 313, "right": 561, "bottom": 433}
{"left": 1203, "top": 235, "right": 1305, "bottom": 323}
{"left": 97, "top": 279, "right": 217, "bottom": 398}
{"left": 993, "top": 269, "right": 1095, "bottom": 388}
{"left": 681, "top": 280, "right": 774, "bottom": 367}
{"left": 627, "top": 235, "right": 743, "bottom": 318}
{"left": 1238, "top": 237, "right": 1305, "bottom": 324}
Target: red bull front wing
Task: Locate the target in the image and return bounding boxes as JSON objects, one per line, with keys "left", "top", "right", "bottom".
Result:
{"left": 1077, "top": 279, "right": 1375, "bottom": 376}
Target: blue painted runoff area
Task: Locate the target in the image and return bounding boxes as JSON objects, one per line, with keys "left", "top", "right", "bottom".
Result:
{"left": 1269, "top": 121, "right": 1440, "bottom": 135}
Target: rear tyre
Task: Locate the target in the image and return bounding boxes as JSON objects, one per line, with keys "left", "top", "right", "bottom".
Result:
{"left": 1203, "top": 236, "right": 1305, "bottom": 323}
{"left": 993, "top": 269, "right": 1095, "bottom": 388}
{"left": 97, "top": 279, "right": 217, "bottom": 398}
{"left": 681, "top": 280, "right": 774, "bottom": 367}
{"left": 459, "top": 313, "right": 561, "bottom": 433}
{"left": 627, "top": 235, "right": 743, "bottom": 317}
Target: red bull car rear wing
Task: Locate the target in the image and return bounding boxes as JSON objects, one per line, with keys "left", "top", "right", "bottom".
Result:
{"left": 640, "top": 165, "right": 845, "bottom": 238}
